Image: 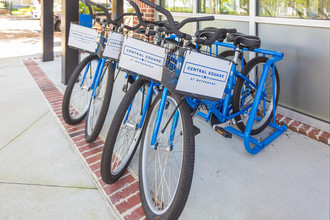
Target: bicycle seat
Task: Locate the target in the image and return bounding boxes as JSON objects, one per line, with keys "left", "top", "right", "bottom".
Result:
{"left": 195, "top": 27, "right": 227, "bottom": 42}
{"left": 233, "top": 34, "right": 261, "bottom": 49}
{"left": 226, "top": 32, "right": 245, "bottom": 42}
{"left": 194, "top": 27, "right": 218, "bottom": 36}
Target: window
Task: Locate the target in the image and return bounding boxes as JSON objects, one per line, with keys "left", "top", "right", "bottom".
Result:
{"left": 162, "top": 0, "right": 193, "bottom": 13}
{"left": 198, "top": 0, "right": 249, "bottom": 15}
{"left": 258, "top": 0, "right": 330, "bottom": 19}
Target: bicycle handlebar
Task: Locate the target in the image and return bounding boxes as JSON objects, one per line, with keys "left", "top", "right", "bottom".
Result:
{"left": 84, "top": 0, "right": 112, "bottom": 22}
{"left": 157, "top": 16, "right": 214, "bottom": 34}
{"left": 137, "top": 0, "right": 223, "bottom": 44}
{"left": 113, "top": 13, "right": 137, "bottom": 25}
{"left": 138, "top": 0, "right": 189, "bottom": 39}
{"left": 176, "top": 16, "right": 214, "bottom": 30}
{"left": 128, "top": 0, "right": 148, "bottom": 28}
{"left": 81, "top": 0, "right": 143, "bottom": 30}
{"left": 81, "top": 1, "right": 95, "bottom": 20}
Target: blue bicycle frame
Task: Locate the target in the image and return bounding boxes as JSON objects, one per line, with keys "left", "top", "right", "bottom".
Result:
{"left": 123, "top": 81, "right": 157, "bottom": 130}
{"left": 149, "top": 37, "right": 287, "bottom": 154}
{"left": 79, "top": 31, "right": 115, "bottom": 100}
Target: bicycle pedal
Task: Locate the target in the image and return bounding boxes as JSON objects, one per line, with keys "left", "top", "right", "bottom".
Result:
{"left": 193, "top": 125, "right": 200, "bottom": 136}
{"left": 95, "top": 96, "right": 103, "bottom": 101}
{"left": 214, "top": 126, "right": 232, "bottom": 138}
{"left": 122, "top": 84, "right": 128, "bottom": 92}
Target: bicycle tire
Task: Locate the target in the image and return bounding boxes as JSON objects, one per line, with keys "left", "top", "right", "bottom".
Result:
{"left": 101, "top": 78, "right": 150, "bottom": 184}
{"left": 218, "top": 50, "right": 246, "bottom": 71}
{"left": 62, "top": 54, "right": 99, "bottom": 125}
{"left": 85, "top": 61, "right": 115, "bottom": 143}
{"left": 139, "top": 91, "right": 195, "bottom": 220}
{"left": 232, "top": 56, "right": 280, "bottom": 135}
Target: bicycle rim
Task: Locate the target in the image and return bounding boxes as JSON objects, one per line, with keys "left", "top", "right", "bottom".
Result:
{"left": 68, "top": 57, "right": 97, "bottom": 120}
{"left": 111, "top": 83, "right": 147, "bottom": 175}
{"left": 86, "top": 62, "right": 110, "bottom": 136}
{"left": 239, "top": 62, "right": 277, "bottom": 131}
{"left": 141, "top": 95, "right": 184, "bottom": 215}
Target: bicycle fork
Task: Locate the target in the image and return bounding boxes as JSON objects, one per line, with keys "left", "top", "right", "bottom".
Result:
{"left": 151, "top": 88, "right": 182, "bottom": 151}
{"left": 123, "top": 81, "right": 155, "bottom": 130}
{"left": 91, "top": 58, "right": 107, "bottom": 99}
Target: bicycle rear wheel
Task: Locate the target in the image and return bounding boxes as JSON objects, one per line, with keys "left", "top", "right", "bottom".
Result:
{"left": 139, "top": 91, "right": 195, "bottom": 220}
{"left": 218, "top": 50, "right": 246, "bottom": 72}
{"left": 62, "top": 54, "right": 99, "bottom": 125}
{"left": 85, "top": 61, "right": 114, "bottom": 143}
{"left": 101, "top": 78, "right": 150, "bottom": 184}
{"left": 233, "top": 56, "right": 280, "bottom": 135}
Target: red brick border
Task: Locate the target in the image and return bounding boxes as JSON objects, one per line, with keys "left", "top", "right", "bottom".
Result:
{"left": 277, "top": 114, "right": 329, "bottom": 145}
{"left": 23, "top": 58, "right": 146, "bottom": 220}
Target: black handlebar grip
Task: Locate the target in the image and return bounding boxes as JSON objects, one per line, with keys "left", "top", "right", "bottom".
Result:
{"left": 176, "top": 16, "right": 214, "bottom": 30}
{"left": 145, "top": 20, "right": 159, "bottom": 25}
{"left": 227, "top": 28, "right": 237, "bottom": 33}
{"left": 113, "top": 13, "right": 137, "bottom": 25}
{"left": 176, "top": 18, "right": 196, "bottom": 30}
{"left": 138, "top": 0, "right": 190, "bottom": 40}
{"left": 196, "top": 16, "right": 215, "bottom": 21}
{"left": 128, "top": 0, "right": 148, "bottom": 27}
{"left": 122, "top": 23, "right": 142, "bottom": 31}
{"left": 85, "top": 0, "right": 111, "bottom": 22}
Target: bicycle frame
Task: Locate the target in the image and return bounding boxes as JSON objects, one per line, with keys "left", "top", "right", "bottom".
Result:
{"left": 123, "top": 81, "right": 157, "bottom": 129}
{"left": 78, "top": 28, "right": 116, "bottom": 100}
{"left": 149, "top": 37, "right": 287, "bottom": 154}
{"left": 80, "top": 28, "right": 106, "bottom": 95}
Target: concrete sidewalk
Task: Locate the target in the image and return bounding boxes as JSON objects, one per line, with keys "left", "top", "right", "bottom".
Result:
{"left": 0, "top": 56, "right": 118, "bottom": 219}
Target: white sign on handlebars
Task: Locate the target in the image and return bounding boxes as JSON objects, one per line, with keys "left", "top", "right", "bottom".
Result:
{"left": 103, "top": 32, "right": 123, "bottom": 60}
{"left": 175, "top": 51, "right": 232, "bottom": 100}
{"left": 118, "top": 37, "right": 165, "bottom": 81}
{"left": 68, "top": 23, "right": 98, "bottom": 52}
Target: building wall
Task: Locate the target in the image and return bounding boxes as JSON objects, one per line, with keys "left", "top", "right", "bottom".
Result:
{"left": 258, "top": 24, "right": 329, "bottom": 123}
{"left": 155, "top": 0, "right": 330, "bottom": 126}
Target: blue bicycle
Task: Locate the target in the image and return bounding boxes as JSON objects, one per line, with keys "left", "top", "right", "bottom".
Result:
{"left": 62, "top": 0, "right": 141, "bottom": 142}
{"left": 99, "top": 0, "right": 226, "bottom": 184}
{"left": 135, "top": 1, "right": 286, "bottom": 219}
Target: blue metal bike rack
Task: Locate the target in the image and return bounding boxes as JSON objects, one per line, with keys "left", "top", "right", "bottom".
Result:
{"left": 221, "top": 50, "right": 288, "bottom": 154}
{"left": 165, "top": 35, "right": 288, "bottom": 155}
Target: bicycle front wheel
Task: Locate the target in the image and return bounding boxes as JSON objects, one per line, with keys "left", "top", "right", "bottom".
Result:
{"left": 85, "top": 60, "right": 115, "bottom": 143}
{"left": 62, "top": 54, "right": 99, "bottom": 125}
{"left": 139, "top": 91, "right": 195, "bottom": 220}
{"left": 233, "top": 56, "right": 280, "bottom": 135}
{"left": 101, "top": 78, "right": 150, "bottom": 184}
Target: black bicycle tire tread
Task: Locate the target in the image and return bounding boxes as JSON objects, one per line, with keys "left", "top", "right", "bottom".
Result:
{"left": 101, "top": 78, "right": 147, "bottom": 184}
{"left": 62, "top": 54, "right": 99, "bottom": 125}
{"left": 232, "top": 56, "right": 280, "bottom": 135}
{"left": 218, "top": 50, "right": 247, "bottom": 66}
{"left": 85, "top": 61, "right": 115, "bottom": 143}
{"left": 139, "top": 91, "right": 195, "bottom": 220}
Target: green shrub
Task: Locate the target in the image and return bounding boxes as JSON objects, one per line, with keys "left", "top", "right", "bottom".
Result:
{"left": 11, "top": 7, "right": 33, "bottom": 15}
{"left": 79, "top": 2, "right": 111, "bottom": 14}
